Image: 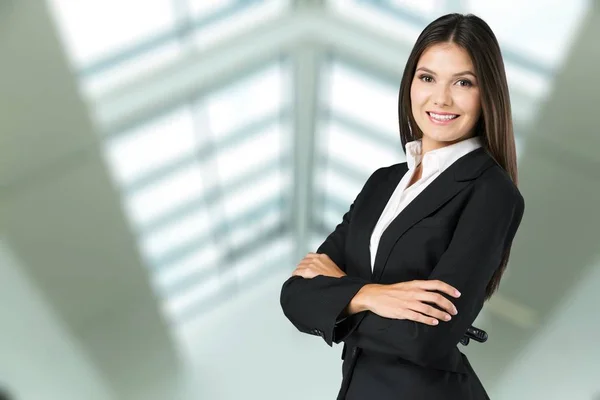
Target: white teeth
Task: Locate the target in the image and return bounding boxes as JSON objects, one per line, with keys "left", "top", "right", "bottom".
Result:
{"left": 429, "top": 112, "right": 458, "bottom": 121}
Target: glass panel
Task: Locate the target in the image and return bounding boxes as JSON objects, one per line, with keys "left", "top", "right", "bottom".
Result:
{"left": 388, "top": 0, "right": 445, "bottom": 18}
{"left": 505, "top": 61, "right": 551, "bottom": 99}
{"left": 140, "top": 206, "right": 215, "bottom": 261}
{"left": 222, "top": 169, "right": 288, "bottom": 222}
{"left": 188, "top": 0, "right": 236, "bottom": 17}
{"left": 510, "top": 93, "right": 538, "bottom": 126}
{"left": 316, "top": 167, "right": 362, "bottom": 206}
{"left": 162, "top": 234, "right": 292, "bottom": 320}
{"left": 323, "top": 204, "right": 347, "bottom": 232}
{"left": 261, "top": 206, "right": 282, "bottom": 231}
{"left": 466, "top": 0, "right": 590, "bottom": 69}
{"left": 328, "top": 0, "right": 424, "bottom": 43}
{"left": 327, "top": 62, "right": 399, "bottom": 136}
{"left": 162, "top": 272, "right": 221, "bottom": 317}
{"left": 126, "top": 162, "right": 206, "bottom": 227}
{"left": 192, "top": 1, "right": 289, "bottom": 51}
{"left": 228, "top": 206, "right": 282, "bottom": 249}
{"left": 153, "top": 243, "right": 223, "bottom": 292}
{"left": 321, "top": 120, "right": 402, "bottom": 174}
{"left": 215, "top": 124, "right": 285, "bottom": 183}
{"left": 48, "top": 0, "right": 176, "bottom": 66}
{"left": 104, "top": 107, "right": 197, "bottom": 185}
{"left": 333, "top": 0, "right": 589, "bottom": 73}
{"left": 82, "top": 41, "right": 183, "bottom": 97}
{"left": 232, "top": 234, "right": 293, "bottom": 281}
{"left": 309, "top": 233, "right": 327, "bottom": 253}
{"left": 205, "top": 64, "right": 288, "bottom": 138}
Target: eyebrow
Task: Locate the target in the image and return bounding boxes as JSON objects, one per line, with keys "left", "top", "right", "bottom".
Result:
{"left": 416, "top": 67, "right": 477, "bottom": 79}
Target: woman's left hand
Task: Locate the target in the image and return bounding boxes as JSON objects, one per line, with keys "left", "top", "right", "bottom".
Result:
{"left": 292, "top": 252, "right": 346, "bottom": 279}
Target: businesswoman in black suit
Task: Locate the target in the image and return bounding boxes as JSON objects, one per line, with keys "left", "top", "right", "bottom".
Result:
{"left": 280, "top": 13, "right": 525, "bottom": 400}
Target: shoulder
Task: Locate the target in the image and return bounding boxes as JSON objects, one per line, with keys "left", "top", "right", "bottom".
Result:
{"left": 367, "top": 162, "right": 408, "bottom": 183}
{"left": 355, "top": 162, "right": 407, "bottom": 200}
{"left": 473, "top": 163, "right": 525, "bottom": 214}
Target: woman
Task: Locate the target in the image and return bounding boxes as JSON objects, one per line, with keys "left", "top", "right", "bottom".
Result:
{"left": 280, "top": 13, "right": 524, "bottom": 400}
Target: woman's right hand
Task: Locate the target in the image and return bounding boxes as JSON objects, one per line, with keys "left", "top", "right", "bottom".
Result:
{"left": 353, "top": 280, "right": 461, "bottom": 326}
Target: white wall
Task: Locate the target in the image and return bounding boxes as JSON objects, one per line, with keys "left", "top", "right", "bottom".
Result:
{"left": 0, "top": 239, "right": 115, "bottom": 400}
{"left": 176, "top": 267, "right": 345, "bottom": 400}
{"left": 492, "top": 261, "right": 600, "bottom": 400}
{"left": 0, "top": 1, "right": 184, "bottom": 396}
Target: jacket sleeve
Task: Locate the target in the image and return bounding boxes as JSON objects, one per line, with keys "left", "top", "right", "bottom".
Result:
{"left": 279, "top": 167, "right": 385, "bottom": 346}
{"left": 337, "top": 180, "right": 525, "bottom": 367}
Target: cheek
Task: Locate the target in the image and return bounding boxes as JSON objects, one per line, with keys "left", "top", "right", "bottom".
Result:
{"left": 410, "top": 83, "right": 428, "bottom": 109}
{"left": 456, "top": 92, "right": 481, "bottom": 118}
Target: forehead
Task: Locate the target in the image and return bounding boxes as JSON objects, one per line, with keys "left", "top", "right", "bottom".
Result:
{"left": 416, "top": 42, "right": 474, "bottom": 72}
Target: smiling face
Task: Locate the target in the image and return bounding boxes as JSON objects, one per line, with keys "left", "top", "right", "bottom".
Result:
{"left": 410, "top": 42, "right": 482, "bottom": 153}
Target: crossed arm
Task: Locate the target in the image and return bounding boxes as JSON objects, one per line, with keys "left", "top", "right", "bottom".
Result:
{"left": 280, "top": 173, "right": 525, "bottom": 369}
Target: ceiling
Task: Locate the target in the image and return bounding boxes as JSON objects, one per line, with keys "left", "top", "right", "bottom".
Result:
{"left": 40, "top": 0, "right": 591, "bottom": 324}
{"left": 2, "top": 0, "right": 598, "bottom": 395}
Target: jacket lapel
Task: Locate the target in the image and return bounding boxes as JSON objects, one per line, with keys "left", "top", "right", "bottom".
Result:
{"left": 354, "top": 163, "right": 408, "bottom": 281}
{"left": 370, "top": 147, "right": 496, "bottom": 282}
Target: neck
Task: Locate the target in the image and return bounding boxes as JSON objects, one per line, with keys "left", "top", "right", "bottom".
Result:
{"left": 420, "top": 134, "right": 477, "bottom": 155}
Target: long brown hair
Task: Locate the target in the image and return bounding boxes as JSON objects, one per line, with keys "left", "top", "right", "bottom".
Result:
{"left": 398, "top": 13, "right": 518, "bottom": 301}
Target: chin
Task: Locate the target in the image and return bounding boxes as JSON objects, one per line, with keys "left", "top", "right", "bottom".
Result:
{"left": 424, "top": 132, "right": 464, "bottom": 144}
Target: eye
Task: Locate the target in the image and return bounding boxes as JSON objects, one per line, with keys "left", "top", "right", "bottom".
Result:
{"left": 456, "top": 79, "right": 473, "bottom": 87}
{"left": 418, "top": 74, "right": 434, "bottom": 83}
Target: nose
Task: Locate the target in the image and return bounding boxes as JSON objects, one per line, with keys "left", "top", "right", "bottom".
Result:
{"left": 432, "top": 85, "right": 452, "bottom": 107}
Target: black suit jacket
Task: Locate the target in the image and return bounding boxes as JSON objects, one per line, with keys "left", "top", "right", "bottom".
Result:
{"left": 280, "top": 147, "right": 525, "bottom": 400}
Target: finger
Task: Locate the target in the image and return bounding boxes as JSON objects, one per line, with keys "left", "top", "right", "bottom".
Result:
{"left": 302, "top": 270, "right": 317, "bottom": 279}
{"left": 402, "top": 309, "right": 439, "bottom": 326}
{"left": 293, "top": 268, "right": 314, "bottom": 279}
{"left": 305, "top": 253, "right": 321, "bottom": 259}
{"left": 298, "top": 253, "right": 316, "bottom": 261}
{"left": 297, "top": 256, "right": 312, "bottom": 265}
{"left": 419, "top": 280, "right": 461, "bottom": 298}
{"left": 409, "top": 300, "right": 452, "bottom": 322}
{"left": 292, "top": 264, "right": 307, "bottom": 273}
{"left": 417, "top": 292, "right": 458, "bottom": 316}
{"left": 296, "top": 260, "right": 319, "bottom": 269}
{"left": 297, "top": 258, "right": 320, "bottom": 266}
{"left": 293, "top": 265, "right": 308, "bottom": 274}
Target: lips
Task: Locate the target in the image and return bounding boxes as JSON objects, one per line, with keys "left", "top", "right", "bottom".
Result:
{"left": 427, "top": 112, "right": 459, "bottom": 121}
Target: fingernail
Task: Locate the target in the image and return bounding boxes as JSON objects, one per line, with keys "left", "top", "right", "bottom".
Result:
{"left": 444, "top": 315, "right": 451, "bottom": 321}
{"left": 455, "top": 290, "right": 461, "bottom": 297}
{"left": 432, "top": 319, "right": 439, "bottom": 325}
{"left": 453, "top": 308, "right": 458, "bottom": 315}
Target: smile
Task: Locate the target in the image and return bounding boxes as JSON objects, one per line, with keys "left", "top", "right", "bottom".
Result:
{"left": 427, "top": 112, "right": 459, "bottom": 124}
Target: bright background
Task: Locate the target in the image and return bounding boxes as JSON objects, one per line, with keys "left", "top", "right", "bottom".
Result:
{"left": 1, "top": 1, "right": 599, "bottom": 399}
